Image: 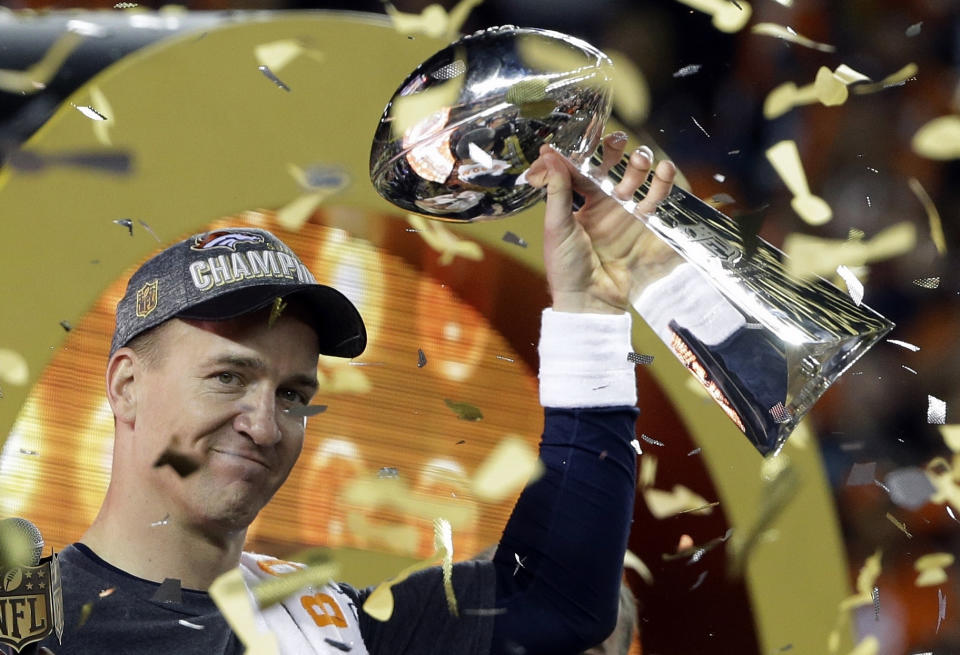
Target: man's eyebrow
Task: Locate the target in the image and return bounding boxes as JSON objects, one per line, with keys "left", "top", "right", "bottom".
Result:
{"left": 205, "top": 355, "right": 319, "bottom": 391}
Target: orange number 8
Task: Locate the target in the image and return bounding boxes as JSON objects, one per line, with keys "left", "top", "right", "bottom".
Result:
{"left": 301, "top": 593, "right": 348, "bottom": 628}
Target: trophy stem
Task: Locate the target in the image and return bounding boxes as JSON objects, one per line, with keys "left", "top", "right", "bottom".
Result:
{"left": 565, "top": 146, "right": 893, "bottom": 455}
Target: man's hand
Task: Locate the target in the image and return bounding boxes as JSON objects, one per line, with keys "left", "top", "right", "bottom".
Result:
{"left": 526, "top": 132, "right": 677, "bottom": 314}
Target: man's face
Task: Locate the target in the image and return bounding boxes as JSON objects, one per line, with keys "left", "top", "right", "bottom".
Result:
{"left": 128, "top": 310, "right": 320, "bottom": 533}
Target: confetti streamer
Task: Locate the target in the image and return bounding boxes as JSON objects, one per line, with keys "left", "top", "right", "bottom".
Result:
{"left": 502, "top": 231, "right": 528, "bottom": 248}
{"left": 687, "top": 448, "right": 701, "bottom": 456}
{"left": 285, "top": 404, "right": 328, "bottom": 418}
{"left": 673, "top": 64, "right": 702, "bottom": 78}
{"left": 674, "top": 0, "right": 752, "bottom": 33}
{"left": 912, "top": 115, "right": 960, "bottom": 160}
{"left": 151, "top": 578, "right": 183, "bottom": 604}
{"left": 836, "top": 265, "right": 864, "bottom": 306}
{"left": 0, "top": 349, "right": 29, "bottom": 386}
{"left": 886, "top": 512, "right": 913, "bottom": 538}
{"left": 640, "top": 433, "right": 664, "bottom": 447}
{"left": 443, "top": 398, "right": 483, "bottom": 421}
{"left": 417, "top": 348, "right": 428, "bottom": 368}
{"left": 623, "top": 549, "right": 654, "bottom": 585}
{"left": 938, "top": 588, "right": 946, "bottom": 632}
{"left": 73, "top": 104, "right": 108, "bottom": 121}
{"left": 630, "top": 439, "right": 643, "bottom": 455}
{"left": 254, "top": 39, "right": 323, "bottom": 73}
{"left": 258, "top": 65, "right": 291, "bottom": 91}
{"left": 906, "top": 22, "right": 922, "bottom": 37}
{"left": 907, "top": 178, "right": 948, "bottom": 255}
{"left": 4, "top": 148, "right": 133, "bottom": 174}
{"left": 0, "top": 30, "right": 86, "bottom": 94}
{"left": 363, "top": 518, "right": 457, "bottom": 621}
{"left": 852, "top": 63, "right": 918, "bottom": 95}
{"left": 59, "top": 320, "right": 72, "bottom": 332}
{"left": 887, "top": 339, "right": 920, "bottom": 352}
{"left": 210, "top": 569, "right": 280, "bottom": 655}
{"left": 766, "top": 140, "right": 832, "bottom": 225}
{"left": 179, "top": 619, "right": 205, "bottom": 630}
{"left": 627, "top": 352, "right": 654, "bottom": 365}
{"left": 928, "top": 396, "right": 946, "bottom": 425}
{"left": 913, "top": 277, "right": 940, "bottom": 289}
{"left": 138, "top": 220, "right": 161, "bottom": 243}
{"left": 871, "top": 586, "right": 880, "bottom": 620}
{"left": 377, "top": 467, "right": 399, "bottom": 479}
{"left": 914, "top": 552, "right": 954, "bottom": 587}
{"left": 324, "top": 639, "right": 352, "bottom": 652}
{"left": 472, "top": 436, "right": 543, "bottom": 502}
{"left": 150, "top": 514, "right": 170, "bottom": 527}
{"left": 751, "top": 22, "right": 836, "bottom": 52}
{"left": 98, "top": 588, "right": 115, "bottom": 598}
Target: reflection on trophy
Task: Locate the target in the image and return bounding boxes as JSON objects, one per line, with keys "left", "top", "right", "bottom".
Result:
{"left": 369, "top": 26, "right": 893, "bottom": 455}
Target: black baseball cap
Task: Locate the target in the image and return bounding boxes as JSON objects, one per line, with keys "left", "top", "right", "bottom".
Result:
{"left": 110, "top": 228, "right": 367, "bottom": 358}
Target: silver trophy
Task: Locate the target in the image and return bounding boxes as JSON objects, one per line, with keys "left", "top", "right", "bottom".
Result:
{"left": 370, "top": 26, "right": 893, "bottom": 455}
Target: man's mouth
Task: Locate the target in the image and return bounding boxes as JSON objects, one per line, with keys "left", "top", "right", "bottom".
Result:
{"left": 210, "top": 448, "right": 270, "bottom": 470}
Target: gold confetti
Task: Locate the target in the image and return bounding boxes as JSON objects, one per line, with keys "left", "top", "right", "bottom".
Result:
{"left": 407, "top": 215, "right": 484, "bottom": 266}
{"left": 443, "top": 398, "right": 483, "bottom": 421}
{"left": 210, "top": 569, "right": 280, "bottom": 655}
{"left": 639, "top": 453, "right": 657, "bottom": 489}
{"left": 389, "top": 75, "right": 464, "bottom": 141}
{"left": 844, "top": 636, "right": 879, "bottom": 655}
{"left": 766, "top": 140, "right": 832, "bottom": 225}
{"left": 783, "top": 221, "right": 916, "bottom": 278}
{"left": 88, "top": 85, "right": 114, "bottom": 146}
{"left": 254, "top": 39, "right": 324, "bottom": 73}
{"left": 885, "top": 512, "right": 913, "bottom": 538}
{"left": 643, "top": 484, "right": 714, "bottom": 519}
{"left": 838, "top": 549, "right": 883, "bottom": 611}
{"left": 764, "top": 65, "right": 868, "bottom": 119}
{"left": 623, "top": 549, "right": 653, "bottom": 585}
{"left": 0, "top": 349, "right": 29, "bottom": 386}
{"left": 914, "top": 552, "right": 954, "bottom": 587}
{"left": 268, "top": 297, "right": 287, "bottom": 328}
{"left": 939, "top": 425, "right": 960, "bottom": 452}
{"left": 912, "top": 115, "right": 960, "bottom": 160}
{"left": 0, "top": 30, "right": 86, "bottom": 94}
{"left": 675, "top": 0, "right": 752, "bottom": 33}
{"left": 363, "top": 518, "right": 456, "bottom": 621}
{"left": 908, "top": 178, "right": 947, "bottom": 255}
{"left": 608, "top": 50, "right": 650, "bottom": 125}
{"left": 836, "top": 265, "right": 864, "bottom": 306}
{"left": 383, "top": 0, "right": 483, "bottom": 40}
{"left": 78, "top": 601, "right": 93, "bottom": 627}
{"left": 252, "top": 561, "right": 339, "bottom": 609}
{"left": 471, "top": 436, "right": 544, "bottom": 502}
{"left": 751, "top": 22, "right": 836, "bottom": 52}
{"left": 852, "top": 62, "right": 918, "bottom": 95}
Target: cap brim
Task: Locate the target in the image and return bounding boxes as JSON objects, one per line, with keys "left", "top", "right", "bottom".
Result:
{"left": 176, "top": 284, "right": 366, "bottom": 358}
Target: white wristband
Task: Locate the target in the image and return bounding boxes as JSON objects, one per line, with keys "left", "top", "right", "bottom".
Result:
{"left": 538, "top": 308, "right": 637, "bottom": 408}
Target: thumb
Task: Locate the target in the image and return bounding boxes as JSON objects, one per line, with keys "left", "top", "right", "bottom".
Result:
{"left": 529, "top": 150, "right": 577, "bottom": 250}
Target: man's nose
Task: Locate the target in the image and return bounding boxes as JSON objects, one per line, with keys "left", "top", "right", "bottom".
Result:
{"left": 235, "top": 389, "right": 282, "bottom": 446}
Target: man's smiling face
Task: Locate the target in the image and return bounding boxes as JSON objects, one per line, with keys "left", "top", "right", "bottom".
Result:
{"left": 127, "top": 308, "right": 320, "bottom": 534}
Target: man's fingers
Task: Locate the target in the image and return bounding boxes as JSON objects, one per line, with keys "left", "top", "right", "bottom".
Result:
{"left": 596, "top": 131, "right": 629, "bottom": 177}
{"left": 530, "top": 149, "right": 578, "bottom": 248}
{"left": 637, "top": 159, "right": 677, "bottom": 214}
{"left": 612, "top": 146, "right": 653, "bottom": 201}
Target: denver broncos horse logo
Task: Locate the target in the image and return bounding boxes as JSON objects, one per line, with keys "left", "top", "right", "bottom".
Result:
{"left": 191, "top": 230, "right": 265, "bottom": 251}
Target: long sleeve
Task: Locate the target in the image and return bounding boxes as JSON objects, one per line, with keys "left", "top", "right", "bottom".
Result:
{"left": 491, "top": 310, "right": 639, "bottom": 655}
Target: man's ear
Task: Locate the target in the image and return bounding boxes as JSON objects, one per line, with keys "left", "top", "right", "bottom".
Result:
{"left": 106, "top": 349, "right": 139, "bottom": 425}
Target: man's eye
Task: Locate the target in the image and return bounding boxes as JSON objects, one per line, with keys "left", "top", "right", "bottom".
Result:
{"left": 217, "top": 372, "right": 240, "bottom": 385}
{"left": 279, "top": 389, "right": 306, "bottom": 405}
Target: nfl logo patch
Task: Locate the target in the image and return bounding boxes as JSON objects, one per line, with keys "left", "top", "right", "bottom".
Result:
{"left": 136, "top": 280, "right": 159, "bottom": 318}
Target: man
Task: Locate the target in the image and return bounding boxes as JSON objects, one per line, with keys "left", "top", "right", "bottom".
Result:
{"left": 29, "top": 133, "right": 674, "bottom": 654}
